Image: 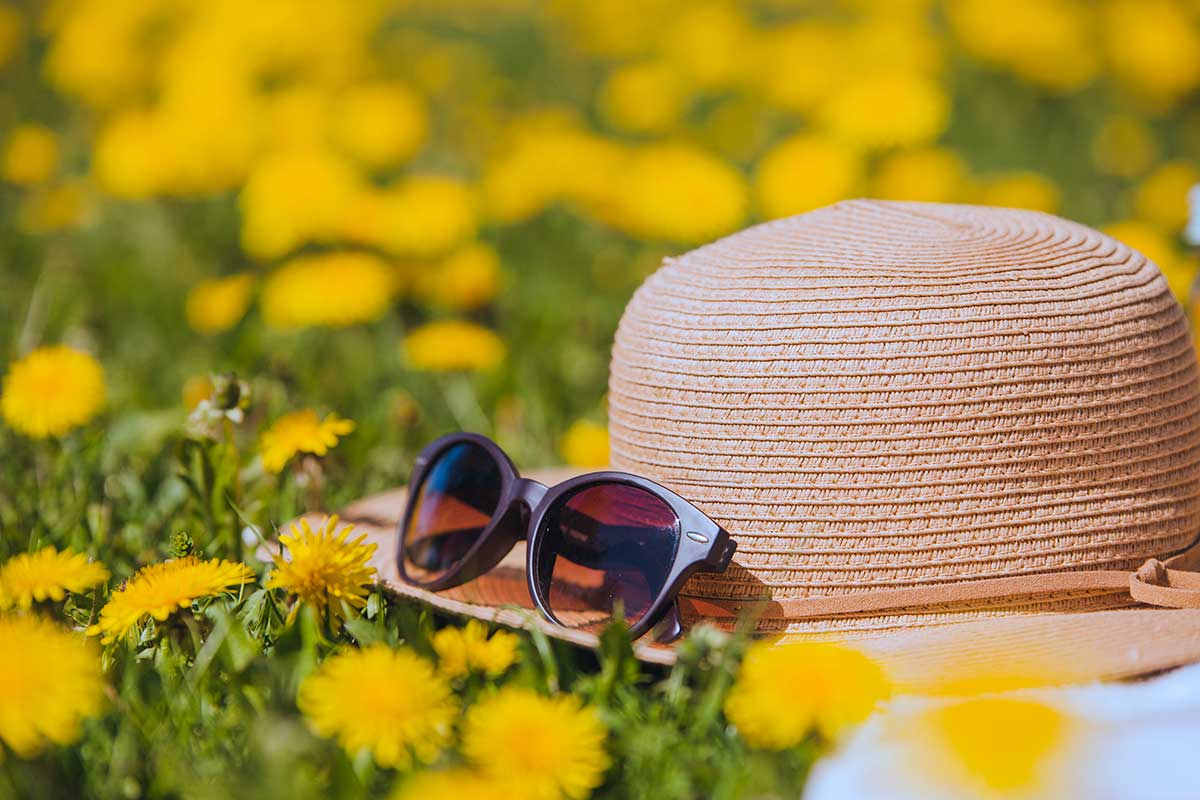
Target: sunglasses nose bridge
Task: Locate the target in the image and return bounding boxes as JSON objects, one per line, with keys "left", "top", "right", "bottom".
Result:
{"left": 512, "top": 477, "right": 548, "bottom": 512}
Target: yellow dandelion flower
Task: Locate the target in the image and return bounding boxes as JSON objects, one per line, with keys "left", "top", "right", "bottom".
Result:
{"left": 462, "top": 687, "right": 610, "bottom": 800}
{"left": 0, "top": 615, "right": 105, "bottom": 758}
{"left": 239, "top": 147, "right": 364, "bottom": 260}
{"left": 947, "top": 0, "right": 1099, "bottom": 93}
{"left": 724, "top": 640, "right": 890, "bottom": 748}
{"left": 546, "top": 0, "right": 674, "bottom": 59}
{"left": 298, "top": 644, "right": 454, "bottom": 768}
{"left": 1, "top": 124, "right": 59, "bottom": 186}
{"left": 185, "top": 273, "right": 255, "bottom": 335}
{"left": 431, "top": 620, "right": 520, "bottom": 678}
{"left": 2, "top": 345, "right": 105, "bottom": 439}
{"left": 906, "top": 696, "right": 1072, "bottom": 795}
{"left": 261, "top": 85, "right": 330, "bottom": 152}
{"left": 1135, "top": 160, "right": 1200, "bottom": 234}
{"left": 415, "top": 242, "right": 502, "bottom": 310}
{"left": 871, "top": 147, "right": 968, "bottom": 204}
{"left": 976, "top": 171, "right": 1062, "bottom": 214}
{"left": 607, "top": 142, "right": 747, "bottom": 243}
{"left": 754, "top": 134, "right": 863, "bottom": 220}
{"left": 259, "top": 410, "right": 355, "bottom": 474}
{"left": 559, "top": 420, "right": 609, "bottom": 468}
{"left": 1104, "top": 220, "right": 1194, "bottom": 302}
{"left": 18, "top": 179, "right": 90, "bottom": 233}
{"left": 753, "top": 22, "right": 845, "bottom": 115}
{"left": 818, "top": 71, "right": 950, "bottom": 150}
{"left": 481, "top": 122, "right": 627, "bottom": 224}
{"left": 44, "top": 0, "right": 161, "bottom": 108}
{"left": 91, "top": 556, "right": 255, "bottom": 644}
{"left": 92, "top": 110, "right": 171, "bottom": 199}
{"left": 182, "top": 374, "right": 215, "bottom": 411}
{"left": 267, "top": 515, "right": 376, "bottom": 625}
{"left": 260, "top": 251, "right": 395, "bottom": 330}
{"left": 1101, "top": 0, "right": 1200, "bottom": 108}
{"left": 391, "top": 768, "right": 510, "bottom": 800}
{"left": 598, "top": 61, "right": 690, "bottom": 136}
{"left": 0, "top": 547, "right": 108, "bottom": 610}
{"left": 0, "top": 6, "right": 22, "bottom": 72}
{"left": 331, "top": 81, "right": 428, "bottom": 169}
{"left": 660, "top": 1, "right": 751, "bottom": 91}
{"left": 1092, "top": 114, "right": 1158, "bottom": 178}
{"left": 403, "top": 320, "right": 506, "bottom": 372}
{"left": 362, "top": 175, "right": 478, "bottom": 259}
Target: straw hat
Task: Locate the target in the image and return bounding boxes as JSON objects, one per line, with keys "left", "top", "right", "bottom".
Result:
{"left": 287, "top": 200, "right": 1200, "bottom": 689}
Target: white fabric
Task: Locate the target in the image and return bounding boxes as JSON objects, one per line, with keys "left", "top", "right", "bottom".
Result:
{"left": 805, "top": 663, "right": 1200, "bottom": 800}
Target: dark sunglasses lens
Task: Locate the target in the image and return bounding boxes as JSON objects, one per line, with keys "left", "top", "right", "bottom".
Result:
{"left": 403, "top": 441, "right": 502, "bottom": 583}
{"left": 536, "top": 483, "right": 679, "bottom": 631}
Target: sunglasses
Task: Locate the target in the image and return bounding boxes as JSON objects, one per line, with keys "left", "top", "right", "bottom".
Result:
{"left": 397, "top": 432, "right": 736, "bottom": 642}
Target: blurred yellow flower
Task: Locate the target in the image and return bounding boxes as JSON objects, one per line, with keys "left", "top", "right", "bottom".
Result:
{"left": 547, "top": 0, "right": 675, "bottom": 59}
{"left": 152, "top": 64, "right": 260, "bottom": 195}
{"left": 358, "top": 175, "right": 478, "bottom": 258}
{"left": 848, "top": 14, "right": 943, "bottom": 78}
{"left": 185, "top": 274, "right": 256, "bottom": 335}
{"left": 462, "top": 687, "right": 610, "bottom": 800}
{"left": 239, "top": 147, "right": 364, "bottom": 260}
{"left": 432, "top": 620, "right": 520, "bottom": 678}
{"left": 819, "top": 71, "right": 950, "bottom": 150}
{"left": 18, "top": 180, "right": 89, "bottom": 233}
{"left": 259, "top": 410, "right": 356, "bottom": 474}
{"left": 1104, "top": 220, "right": 1195, "bottom": 302}
{"left": 44, "top": 0, "right": 165, "bottom": 108}
{"left": 609, "top": 142, "right": 747, "bottom": 243}
{"left": 182, "top": 374, "right": 215, "bottom": 411}
{"left": 0, "top": 5, "right": 22, "bottom": 70}
{"left": 268, "top": 515, "right": 376, "bottom": 625}
{"left": 1092, "top": 114, "right": 1158, "bottom": 178}
{"left": 598, "top": 61, "right": 690, "bottom": 135}
{"left": 0, "top": 547, "right": 108, "bottom": 610}
{"left": 753, "top": 22, "right": 845, "bottom": 114}
{"left": 261, "top": 85, "right": 331, "bottom": 152}
{"left": 907, "top": 696, "right": 1072, "bottom": 795}
{"left": 299, "top": 644, "right": 454, "bottom": 768}
{"left": 559, "top": 420, "right": 610, "bottom": 468}
{"left": 947, "top": 0, "right": 1099, "bottom": 92}
{"left": 1, "top": 124, "right": 59, "bottom": 185}
{"left": 331, "top": 81, "right": 428, "bottom": 169}
{"left": 755, "top": 134, "right": 863, "bottom": 220}
{"left": 260, "top": 252, "right": 394, "bottom": 330}
{"left": 2, "top": 345, "right": 105, "bottom": 439}
{"left": 977, "top": 171, "right": 1062, "bottom": 214}
{"left": 482, "top": 121, "right": 626, "bottom": 223}
{"left": 0, "top": 614, "right": 105, "bottom": 758}
{"left": 404, "top": 320, "right": 506, "bottom": 372}
{"left": 1101, "top": 0, "right": 1200, "bottom": 108}
{"left": 415, "top": 242, "right": 502, "bottom": 310}
{"left": 391, "top": 768, "right": 509, "bottom": 800}
{"left": 1134, "top": 160, "right": 1200, "bottom": 233}
{"left": 660, "top": 1, "right": 750, "bottom": 91}
{"left": 724, "top": 641, "right": 890, "bottom": 748}
{"left": 91, "top": 556, "right": 255, "bottom": 644}
{"left": 92, "top": 110, "right": 174, "bottom": 199}
{"left": 871, "top": 147, "right": 967, "bottom": 204}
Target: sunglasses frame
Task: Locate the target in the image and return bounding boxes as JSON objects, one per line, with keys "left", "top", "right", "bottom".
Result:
{"left": 396, "top": 432, "right": 736, "bottom": 640}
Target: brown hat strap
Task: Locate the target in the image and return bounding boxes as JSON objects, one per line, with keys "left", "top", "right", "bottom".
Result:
{"left": 679, "top": 548, "right": 1200, "bottom": 622}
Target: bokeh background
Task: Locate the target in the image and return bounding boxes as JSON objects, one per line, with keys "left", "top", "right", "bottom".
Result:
{"left": 4, "top": 0, "right": 1200, "bottom": 538}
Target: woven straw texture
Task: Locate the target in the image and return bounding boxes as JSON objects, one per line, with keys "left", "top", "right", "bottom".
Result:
{"left": 608, "top": 199, "right": 1200, "bottom": 636}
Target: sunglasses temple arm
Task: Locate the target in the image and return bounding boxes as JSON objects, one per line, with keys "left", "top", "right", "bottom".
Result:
{"left": 650, "top": 601, "right": 684, "bottom": 644}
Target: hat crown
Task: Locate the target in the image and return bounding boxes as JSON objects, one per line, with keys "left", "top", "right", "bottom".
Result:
{"left": 608, "top": 199, "right": 1200, "bottom": 634}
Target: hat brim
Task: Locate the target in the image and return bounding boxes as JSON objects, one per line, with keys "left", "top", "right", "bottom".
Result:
{"left": 278, "top": 468, "right": 1200, "bottom": 690}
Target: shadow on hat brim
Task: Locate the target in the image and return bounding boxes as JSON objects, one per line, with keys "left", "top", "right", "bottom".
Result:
{"left": 276, "top": 469, "right": 1200, "bottom": 691}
